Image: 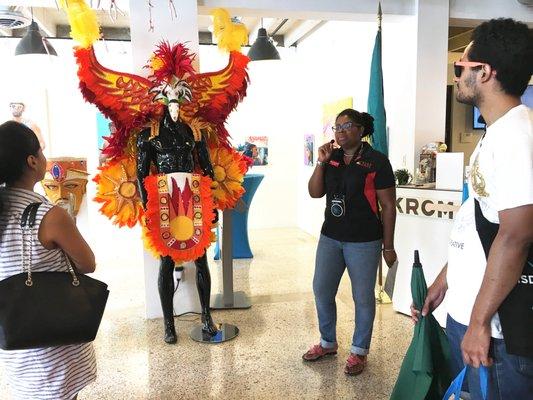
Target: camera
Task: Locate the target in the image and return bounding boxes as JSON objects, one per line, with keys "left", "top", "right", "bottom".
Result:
{"left": 330, "top": 194, "right": 345, "bottom": 218}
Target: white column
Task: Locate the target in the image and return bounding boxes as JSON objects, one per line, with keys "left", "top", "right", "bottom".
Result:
{"left": 129, "top": 0, "right": 201, "bottom": 319}
{"left": 412, "top": 0, "right": 450, "bottom": 170}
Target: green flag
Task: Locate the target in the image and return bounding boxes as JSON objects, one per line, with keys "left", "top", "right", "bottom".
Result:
{"left": 367, "top": 28, "right": 388, "bottom": 155}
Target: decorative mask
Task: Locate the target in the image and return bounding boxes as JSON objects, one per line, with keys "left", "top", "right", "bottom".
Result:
{"left": 9, "top": 102, "right": 25, "bottom": 118}
{"left": 41, "top": 158, "right": 89, "bottom": 216}
{"left": 150, "top": 78, "right": 192, "bottom": 122}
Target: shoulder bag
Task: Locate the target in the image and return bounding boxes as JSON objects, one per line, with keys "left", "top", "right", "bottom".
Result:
{"left": 0, "top": 202, "right": 109, "bottom": 350}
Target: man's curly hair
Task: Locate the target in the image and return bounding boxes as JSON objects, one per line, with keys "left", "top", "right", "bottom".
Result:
{"left": 469, "top": 18, "right": 532, "bottom": 97}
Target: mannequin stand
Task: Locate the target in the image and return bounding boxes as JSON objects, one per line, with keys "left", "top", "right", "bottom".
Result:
{"left": 212, "top": 209, "right": 252, "bottom": 309}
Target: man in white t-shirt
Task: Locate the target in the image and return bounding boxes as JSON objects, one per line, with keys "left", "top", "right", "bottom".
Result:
{"left": 412, "top": 19, "right": 532, "bottom": 399}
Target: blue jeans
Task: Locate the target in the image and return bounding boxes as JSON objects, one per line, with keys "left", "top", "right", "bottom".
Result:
{"left": 446, "top": 315, "right": 533, "bottom": 400}
{"left": 313, "top": 234, "right": 381, "bottom": 355}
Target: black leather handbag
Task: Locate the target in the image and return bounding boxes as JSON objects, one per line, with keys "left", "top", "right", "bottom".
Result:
{"left": 0, "top": 202, "right": 109, "bottom": 350}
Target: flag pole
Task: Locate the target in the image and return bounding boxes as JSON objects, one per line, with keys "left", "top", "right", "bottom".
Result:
{"left": 375, "top": 1, "right": 391, "bottom": 304}
{"left": 378, "top": 1, "right": 382, "bottom": 31}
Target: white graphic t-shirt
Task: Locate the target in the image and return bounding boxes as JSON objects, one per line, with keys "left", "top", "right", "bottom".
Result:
{"left": 446, "top": 104, "right": 533, "bottom": 338}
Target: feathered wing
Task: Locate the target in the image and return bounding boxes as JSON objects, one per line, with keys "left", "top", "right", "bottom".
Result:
{"left": 181, "top": 51, "right": 249, "bottom": 147}
{"left": 75, "top": 46, "right": 164, "bottom": 158}
{"left": 75, "top": 47, "right": 162, "bottom": 128}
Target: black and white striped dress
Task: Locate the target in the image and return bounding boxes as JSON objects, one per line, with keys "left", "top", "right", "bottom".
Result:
{"left": 0, "top": 188, "right": 97, "bottom": 400}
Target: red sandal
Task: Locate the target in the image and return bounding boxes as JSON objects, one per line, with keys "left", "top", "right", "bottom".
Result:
{"left": 302, "top": 343, "right": 338, "bottom": 361}
{"left": 344, "top": 353, "right": 367, "bottom": 375}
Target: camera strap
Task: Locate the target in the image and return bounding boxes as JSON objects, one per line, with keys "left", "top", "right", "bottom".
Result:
{"left": 334, "top": 166, "right": 351, "bottom": 196}
{"left": 333, "top": 144, "right": 364, "bottom": 195}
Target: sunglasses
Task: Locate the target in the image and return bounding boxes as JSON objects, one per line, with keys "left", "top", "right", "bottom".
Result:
{"left": 332, "top": 121, "right": 362, "bottom": 132}
{"left": 453, "top": 61, "right": 488, "bottom": 78}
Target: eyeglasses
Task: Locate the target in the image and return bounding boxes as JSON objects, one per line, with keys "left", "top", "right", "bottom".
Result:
{"left": 453, "top": 61, "right": 487, "bottom": 78}
{"left": 332, "top": 122, "right": 362, "bottom": 132}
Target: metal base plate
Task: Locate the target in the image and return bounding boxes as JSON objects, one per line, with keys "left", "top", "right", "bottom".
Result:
{"left": 211, "top": 291, "right": 252, "bottom": 310}
{"left": 189, "top": 323, "right": 239, "bottom": 344}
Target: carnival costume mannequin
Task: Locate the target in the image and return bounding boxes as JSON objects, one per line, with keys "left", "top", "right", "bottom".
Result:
{"left": 137, "top": 81, "right": 218, "bottom": 341}
{"left": 60, "top": 1, "right": 250, "bottom": 343}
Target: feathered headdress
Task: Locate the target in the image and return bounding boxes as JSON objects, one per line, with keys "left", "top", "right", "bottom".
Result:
{"left": 211, "top": 9, "right": 248, "bottom": 52}
{"left": 149, "top": 41, "right": 196, "bottom": 84}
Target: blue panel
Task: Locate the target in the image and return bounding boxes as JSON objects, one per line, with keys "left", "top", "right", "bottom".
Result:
{"left": 214, "top": 173, "right": 264, "bottom": 260}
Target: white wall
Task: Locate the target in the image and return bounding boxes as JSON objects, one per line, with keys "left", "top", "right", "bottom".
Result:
{"left": 412, "top": 0, "right": 450, "bottom": 170}
{"left": 0, "top": 37, "right": 140, "bottom": 269}
{"left": 449, "top": 0, "right": 533, "bottom": 22}
{"left": 199, "top": 46, "right": 300, "bottom": 230}
{"left": 293, "top": 18, "right": 418, "bottom": 237}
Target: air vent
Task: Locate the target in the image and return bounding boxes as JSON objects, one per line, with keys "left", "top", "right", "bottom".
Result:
{"left": 0, "top": 9, "right": 31, "bottom": 30}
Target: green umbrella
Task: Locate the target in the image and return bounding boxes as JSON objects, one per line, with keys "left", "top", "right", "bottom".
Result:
{"left": 390, "top": 251, "right": 452, "bottom": 400}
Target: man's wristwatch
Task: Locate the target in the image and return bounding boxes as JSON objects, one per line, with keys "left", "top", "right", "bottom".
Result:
{"left": 316, "top": 160, "right": 326, "bottom": 166}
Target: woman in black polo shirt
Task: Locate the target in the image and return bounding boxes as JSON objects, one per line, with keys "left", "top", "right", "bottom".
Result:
{"left": 302, "top": 108, "right": 397, "bottom": 376}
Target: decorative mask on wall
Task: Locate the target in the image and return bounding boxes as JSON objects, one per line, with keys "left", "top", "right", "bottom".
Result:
{"left": 41, "top": 158, "right": 89, "bottom": 216}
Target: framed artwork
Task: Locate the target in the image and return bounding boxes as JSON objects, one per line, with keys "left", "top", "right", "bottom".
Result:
{"left": 322, "top": 97, "right": 353, "bottom": 144}
{"left": 236, "top": 136, "right": 269, "bottom": 166}
{"left": 304, "top": 134, "right": 314, "bottom": 166}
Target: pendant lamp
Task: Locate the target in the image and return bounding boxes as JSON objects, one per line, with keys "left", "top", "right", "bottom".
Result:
{"left": 15, "top": 20, "right": 57, "bottom": 56}
{"left": 248, "top": 21, "right": 280, "bottom": 61}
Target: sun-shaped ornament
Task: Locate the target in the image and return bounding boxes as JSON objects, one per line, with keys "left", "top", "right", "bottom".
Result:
{"left": 207, "top": 146, "right": 249, "bottom": 210}
{"left": 94, "top": 157, "right": 143, "bottom": 227}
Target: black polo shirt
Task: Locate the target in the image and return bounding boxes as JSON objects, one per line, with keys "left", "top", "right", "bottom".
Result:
{"left": 321, "top": 142, "right": 395, "bottom": 242}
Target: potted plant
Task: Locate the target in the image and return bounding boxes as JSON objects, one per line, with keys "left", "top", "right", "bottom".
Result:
{"left": 394, "top": 169, "right": 412, "bottom": 186}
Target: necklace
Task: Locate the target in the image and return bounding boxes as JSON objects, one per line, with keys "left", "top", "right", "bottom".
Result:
{"left": 343, "top": 144, "right": 363, "bottom": 158}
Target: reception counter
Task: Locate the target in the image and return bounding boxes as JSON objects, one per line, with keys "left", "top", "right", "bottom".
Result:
{"left": 391, "top": 185, "right": 463, "bottom": 327}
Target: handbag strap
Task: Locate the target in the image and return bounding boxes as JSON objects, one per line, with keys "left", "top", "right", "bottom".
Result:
{"left": 19, "top": 202, "right": 80, "bottom": 288}
{"left": 20, "top": 203, "right": 41, "bottom": 286}
{"left": 20, "top": 202, "right": 40, "bottom": 229}
{"left": 442, "top": 365, "right": 488, "bottom": 400}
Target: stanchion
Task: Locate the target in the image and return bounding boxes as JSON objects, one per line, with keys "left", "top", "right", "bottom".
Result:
{"left": 190, "top": 210, "right": 241, "bottom": 343}
{"left": 211, "top": 209, "right": 252, "bottom": 309}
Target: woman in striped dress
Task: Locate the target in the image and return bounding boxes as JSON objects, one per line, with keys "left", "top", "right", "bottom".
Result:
{"left": 0, "top": 121, "right": 97, "bottom": 400}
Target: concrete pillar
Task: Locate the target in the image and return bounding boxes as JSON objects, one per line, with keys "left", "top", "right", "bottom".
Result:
{"left": 412, "top": 0, "right": 449, "bottom": 170}
{"left": 129, "top": 0, "right": 201, "bottom": 318}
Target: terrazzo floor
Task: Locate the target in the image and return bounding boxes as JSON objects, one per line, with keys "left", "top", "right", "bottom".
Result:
{"left": 0, "top": 228, "right": 413, "bottom": 400}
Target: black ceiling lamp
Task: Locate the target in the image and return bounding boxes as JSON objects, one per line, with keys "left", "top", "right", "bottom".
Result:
{"left": 15, "top": 9, "right": 57, "bottom": 56}
{"left": 248, "top": 19, "right": 280, "bottom": 61}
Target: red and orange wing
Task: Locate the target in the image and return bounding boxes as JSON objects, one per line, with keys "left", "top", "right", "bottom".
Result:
{"left": 181, "top": 51, "right": 249, "bottom": 147}
{"left": 75, "top": 46, "right": 164, "bottom": 130}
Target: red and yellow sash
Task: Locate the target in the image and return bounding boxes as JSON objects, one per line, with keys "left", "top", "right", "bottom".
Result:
{"left": 143, "top": 172, "right": 214, "bottom": 263}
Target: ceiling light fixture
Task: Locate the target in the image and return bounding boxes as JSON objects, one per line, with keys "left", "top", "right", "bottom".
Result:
{"left": 15, "top": 8, "right": 57, "bottom": 56}
{"left": 248, "top": 18, "right": 280, "bottom": 61}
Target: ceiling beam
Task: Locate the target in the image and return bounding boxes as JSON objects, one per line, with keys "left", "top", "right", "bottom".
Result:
{"left": 18, "top": 6, "right": 56, "bottom": 36}
{"left": 284, "top": 19, "right": 323, "bottom": 47}
{"left": 197, "top": 0, "right": 414, "bottom": 18}
{"left": 448, "top": 29, "right": 473, "bottom": 52}
{"left": 0, "top": 1, "right": 130, "bottom": 10}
